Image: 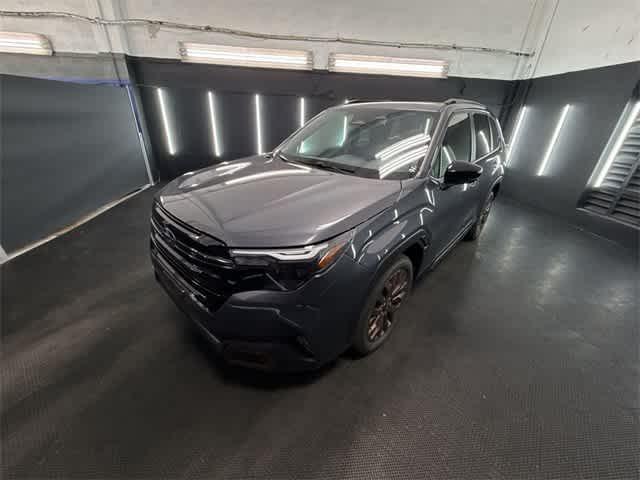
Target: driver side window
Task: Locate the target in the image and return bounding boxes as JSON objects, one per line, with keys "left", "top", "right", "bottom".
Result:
{"left": 431, "top": 112, "right": 472, "bottom": 178}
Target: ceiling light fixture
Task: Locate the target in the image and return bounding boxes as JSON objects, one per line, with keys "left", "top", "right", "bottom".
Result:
{"left": 180, "top": 42, "right": 313, "bottom": 70}
{"left": 329, "top": 53, "right": 448, "bottom": 78}
{"left": 0, "top": 31, "right": 52, "bottom": 55}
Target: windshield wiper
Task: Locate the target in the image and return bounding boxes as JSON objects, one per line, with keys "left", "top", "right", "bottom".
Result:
{"left": 297, "top": 157, "right": 357, "bottom": 175}
{"left": 275, "top": 152, "right": 307, "bottom": 167}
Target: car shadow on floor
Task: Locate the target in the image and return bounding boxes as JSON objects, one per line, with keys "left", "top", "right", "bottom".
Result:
{"left": 175, "top": 232, "right": 485, "bottom": 389}
{"left": 181, "top": 323, "right": 341, "bottom": 389}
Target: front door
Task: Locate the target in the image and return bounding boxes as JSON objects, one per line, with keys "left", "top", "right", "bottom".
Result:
{"left": 423, "top": 112, "right": 477, "bottom": 262}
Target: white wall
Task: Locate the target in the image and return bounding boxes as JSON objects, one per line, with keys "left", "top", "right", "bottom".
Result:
{"left": 529, "top": 0, "right": 640, "bottom": 78}
{"left": 0, "top": 0, "right": 638, "bottom": 80}
{"left": 1, "top": 0, "right": 539, "bottom": 79}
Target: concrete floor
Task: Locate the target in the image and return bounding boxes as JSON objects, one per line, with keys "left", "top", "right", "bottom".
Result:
{"left": 2, "top": 188, "right": 639, "bottom": 479}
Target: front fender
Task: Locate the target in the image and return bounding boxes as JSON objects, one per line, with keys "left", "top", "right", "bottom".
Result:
{"left": 352, "top": 206, "right": 429, "bottom": 277}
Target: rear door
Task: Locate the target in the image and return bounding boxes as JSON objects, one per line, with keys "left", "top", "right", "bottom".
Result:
{"left": 471, "top": 112, "right": 503, "bottom": 204}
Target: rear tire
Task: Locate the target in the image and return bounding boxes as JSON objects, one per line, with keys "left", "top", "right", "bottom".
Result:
{"left": 352, "top": 255, "right": 413, "bottom": 355}
{"left": 465, "top": 191, "right": 495, "bottom": 241}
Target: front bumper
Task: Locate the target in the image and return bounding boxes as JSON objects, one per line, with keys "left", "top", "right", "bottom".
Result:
{"left": 152, "top": 245, "right": 370, "bottom": 372}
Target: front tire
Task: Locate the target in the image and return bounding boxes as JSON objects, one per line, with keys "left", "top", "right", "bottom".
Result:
{"left": 352, "top": 255, "right": 413, "bottom": 355}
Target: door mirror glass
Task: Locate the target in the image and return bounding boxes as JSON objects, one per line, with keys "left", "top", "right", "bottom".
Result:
{"left": 443, "top": 161, "right": 482, "bottom": 186}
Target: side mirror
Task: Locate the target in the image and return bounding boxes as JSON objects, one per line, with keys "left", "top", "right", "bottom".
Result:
{"left": 443, "top": 161, "right": 483, "bottom": 186}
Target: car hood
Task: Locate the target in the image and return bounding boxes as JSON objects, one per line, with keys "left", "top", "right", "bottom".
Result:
{"left": 157, "top": 155, "right": 401, "bottom": 247}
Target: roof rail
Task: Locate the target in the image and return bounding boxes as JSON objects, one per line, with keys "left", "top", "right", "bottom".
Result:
{"left": 344, "top": 98, "right": 388, "bottom": 104}
{"left": 443, "top": 98, "right": 485, "bottom": 107}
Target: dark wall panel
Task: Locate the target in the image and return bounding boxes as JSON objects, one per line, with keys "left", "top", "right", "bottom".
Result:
{"left": 1, "top": 75, "right": 149, "bottom": 253}
{"left": 502, "top": 61, "right": 640, "bottom": 249}
{"left": 130, "top": 57, "right": 512, "bottom": 179}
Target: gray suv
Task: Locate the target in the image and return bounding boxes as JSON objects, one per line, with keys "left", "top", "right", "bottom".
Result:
{"left": 150, "top": 99, "right": 504, "bottom": 371}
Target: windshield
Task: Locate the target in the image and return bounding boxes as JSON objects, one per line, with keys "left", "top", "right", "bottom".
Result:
{"left": 280, "top": 105, "right": 439, "bottom": 180}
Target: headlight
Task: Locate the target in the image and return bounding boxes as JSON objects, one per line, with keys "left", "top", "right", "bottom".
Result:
{"left": 230, "top": 229, "right": 354, "bottom": 290}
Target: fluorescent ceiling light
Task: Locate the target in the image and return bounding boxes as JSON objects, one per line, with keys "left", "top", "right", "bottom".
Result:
{"left": 537, "top": 104, "right": 571, "bottom": 176}
{"left": 594, "top": 100, "right": 640, "bottom": 187}
{"left": 207, "top": 91, "right": 222, "bottom": 157}
{"left": 0, "top": 31, "right": 52, "bottom": 55}
{"left": 156, "top": 88, "right": 176, "bottom": 155}
{"left": 506, "top": 106, "right": 528, "bottom": 166}
{"left": 329, "top": 53, "right": 448, "bottom": 78}
{"left": 180, "top": 42, "right": 313, "bottom": 70}
{"left": 254, "top": 94, "right": 263, "bottom": 154}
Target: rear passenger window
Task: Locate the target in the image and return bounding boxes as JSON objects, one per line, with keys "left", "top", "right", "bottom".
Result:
{"left": 474, "top": 114, "right": 492, "bottom": 159}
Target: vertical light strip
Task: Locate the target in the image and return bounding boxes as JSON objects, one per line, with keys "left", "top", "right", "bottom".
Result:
{"left": 443, "top": 147, "right": 453, "bottom": 165}
{"left": 424, "top": 117, "right": 432, "bottom": 135}
{"left": 594, "top": 100, "right": 640, "bottom": 187}
{"left": 207, "top": 91, "right": 222, "bottom": 157}
{"left": 299, "top": 97, "right": 306, "bottom": 128}
{"left": 479, "top": 131, "right": 490, "bottom": 153}
{"left": 506, "top": 106, "right": 527, "bottom": 166}
{"left": 537, "top": 104, "right": 570, "bottom": 176}
{"left": 156, "top": 88, "right": 176, "bottom": 155}
{"left": 340, "top": 116, "right": 348, "bottom": 145}
{"left": 254, "top": 94, "right": 263, "bottom": 154}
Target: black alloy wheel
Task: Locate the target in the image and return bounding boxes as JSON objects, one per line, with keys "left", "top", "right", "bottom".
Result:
{"left": 353, "top": 255, "right": 413, "bottom": 355}
{"left": 367, "top": 268, "right": 410, "bottom": 342}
